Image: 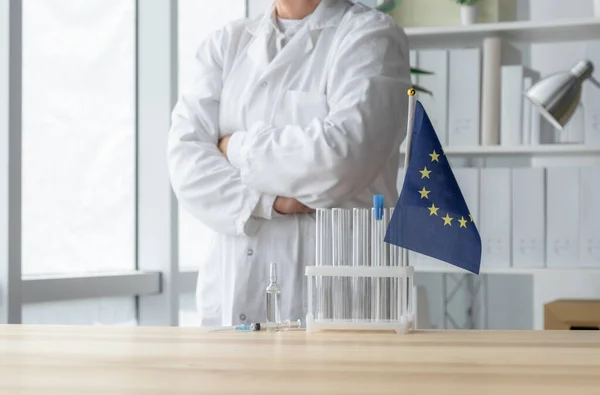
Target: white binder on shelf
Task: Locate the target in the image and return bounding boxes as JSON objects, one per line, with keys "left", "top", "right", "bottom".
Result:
{"left": 511, "top": 168, "right": 545, "bottom": 268}
{"left": 500, "top": 66, "right": 540, "bottom": 146}
{"left": 417, "top": 50, "right": 449, "bottom": 145}
{"left": 560, "top": 105, "right": 585, "bottom": 144}
{"left": 479, "top": 168, "right": 511, "bottom": 268}
{"left": 524, "top": 69, "right": 541, "bottom": 144}
{"left": 522, "top": 77, "right": 533, "bottom": 145}
{"left": 538, "top": 118, "right": 559, "bottom": 144}
{"left": 579, "top": 166, "right": 600, "bottom": 267}
{"left": 527, "top": 106, "right": 542, "bottom": 145}
{"left": 546, "top": 167, "right": 580, "bottom": 268}
{"left": 584, "top": 42, "right": 600, "bottom": 146}
{"left": 448, "top": 48, "right": 481, "bottom": 147}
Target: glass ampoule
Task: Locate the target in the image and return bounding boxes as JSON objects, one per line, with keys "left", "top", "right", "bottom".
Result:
{"left": 266, "top": 262, "right": 281, "bottom": 331}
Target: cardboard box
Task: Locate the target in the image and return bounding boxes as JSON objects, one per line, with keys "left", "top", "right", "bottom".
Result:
{"left": 544, "top": 300, "right": 600, "bottom": 330}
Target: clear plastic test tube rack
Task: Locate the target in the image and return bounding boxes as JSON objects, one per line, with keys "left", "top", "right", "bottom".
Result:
{"left": 306, "top": 207, "right": 416, "bottom": 334}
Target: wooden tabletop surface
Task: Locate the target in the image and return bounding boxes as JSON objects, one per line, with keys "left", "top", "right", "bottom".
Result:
{"left": 1, "top": 326, "right": 599, "bottom": 395}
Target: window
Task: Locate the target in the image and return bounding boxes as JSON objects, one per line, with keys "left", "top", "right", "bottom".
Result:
{"left": 177, "top": 0, "right": 246, "bottom": 271}
{"left": 22, "top": 0, "right": 136, "bottom": 275}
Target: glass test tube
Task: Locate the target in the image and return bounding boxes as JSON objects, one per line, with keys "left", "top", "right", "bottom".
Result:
{"left": 352, "top": 208, "right": 371, "bottom": 322}
{"left": 332, "top": 208, "right": 352, "bottom": 321}
{"left": 389, "top": 208, "right": 400, "bottom": 322}
{"left": 401, "top": 236, "right": 409, "bottom": 323}
{"left": 371, "top": 208, "right": 389, "bottom": 321}
{"left": 316, "top": 209, "right": 332, "bottom": 320}
{"left": 407, "top": 267, "right": 414, "bottom": 321}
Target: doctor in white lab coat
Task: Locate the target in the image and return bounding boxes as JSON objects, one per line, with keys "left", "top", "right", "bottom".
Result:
{"left": 168, "top": 0, "right": 410, "bottom": 327}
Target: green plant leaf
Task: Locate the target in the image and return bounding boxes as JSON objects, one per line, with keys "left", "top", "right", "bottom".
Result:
{"left": 454, "top": 0, "right": 480, "bottom": 5}
{"left": 410, "top": 67, "right": 434, "bottom": 75}
{"left": 413, "top": 84, "right": 433, "bottom": 96}
{"left": 377, "top": 0, "right": 403, "bottom": 13}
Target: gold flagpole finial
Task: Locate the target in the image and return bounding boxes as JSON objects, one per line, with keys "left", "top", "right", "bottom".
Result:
{"left": 408, "top": 88, "right": 416, "bottom": 96}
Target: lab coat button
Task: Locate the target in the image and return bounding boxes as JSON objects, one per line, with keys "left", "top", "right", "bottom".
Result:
{"left": 260, "top": 81, "right": 268, "bottom": 88}
{"left": 247, "top": 249, "right": 254, "bottom": 256}
{"left": 239, "top": 313, "right": 246, "bottom": 321}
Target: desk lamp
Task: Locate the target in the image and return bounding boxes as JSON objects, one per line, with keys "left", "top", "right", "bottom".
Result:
{"left": 524, "top": 60, "right": 600, "bottom": 130}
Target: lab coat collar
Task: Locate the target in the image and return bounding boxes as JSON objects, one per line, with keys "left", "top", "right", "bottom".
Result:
{"left": 245, "top": 0, "right": 349, "bottom": 74}
{"left": 246, "top": 0, "right": 347, "bottom": 36}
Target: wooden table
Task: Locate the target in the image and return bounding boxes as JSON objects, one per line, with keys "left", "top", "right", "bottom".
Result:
{"left": 1, "top": 326, "right": 599, "bottom": 395}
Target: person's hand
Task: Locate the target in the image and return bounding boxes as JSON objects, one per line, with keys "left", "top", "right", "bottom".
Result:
{"left": 218, "top": 135, "right": 231, "bottom": 157}
{"left": 273, "top": 197, "right": 314, "bottom": 215}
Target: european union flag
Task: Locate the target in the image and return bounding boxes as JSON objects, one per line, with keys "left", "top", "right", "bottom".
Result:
{"left": 384, "top": 101, "right": 482, "bottom": 274}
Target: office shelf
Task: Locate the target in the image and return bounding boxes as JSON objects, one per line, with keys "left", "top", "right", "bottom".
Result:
{"left": 406, "top": 17, "right": 600, "bottom": 50}
{"left": 414, "top": 265, "right": 600, "bottom": 275}
{"left": 401, "top": 144, "right": 600, "bottom": 157}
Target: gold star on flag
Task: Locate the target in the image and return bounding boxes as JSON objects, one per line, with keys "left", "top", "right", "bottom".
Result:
{"left": 469, "top": 214, "right": 474, "bottom": 222}
{"left": 429, "top": 150, "right": 440, "bottom": 162}
{"left": 442, "top": 213, "right": 453, "bottom": 226}
{"left": 419, "top": 167, "right": 432, "bottom": 179}
{"left": 458, "top": 217, "right": 467, "bottom": 228}
{"left": 418, "top": 187, "right": 430, "bottom": 199}
{"left": 428, "top": 203, "right": 439, "bottom": 216}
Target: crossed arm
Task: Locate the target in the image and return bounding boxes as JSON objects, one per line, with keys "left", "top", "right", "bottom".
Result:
{"left": 168, "top": 17, "right": 409, "bottom": 237}
{"left": 217, "top": 136, "right": 312, "bottom": 215}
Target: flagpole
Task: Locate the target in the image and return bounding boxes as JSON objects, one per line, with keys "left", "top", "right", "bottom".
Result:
{"left": 401, "top": 89, "right": 417, "bottom": 271}
{"left": 402, "top": 88, "right": 417, "bottom": 175}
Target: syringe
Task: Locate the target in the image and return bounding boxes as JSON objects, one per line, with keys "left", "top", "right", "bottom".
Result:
{"left": 208, "top": 319, "right": 302, "bottom": 332}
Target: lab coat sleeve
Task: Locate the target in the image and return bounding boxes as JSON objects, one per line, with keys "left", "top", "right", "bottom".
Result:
{"left": 227, "top": 14, "right": 411, "bottom": 208}
{"left": 168, "top": 27, "right": 275, "bottom": 237}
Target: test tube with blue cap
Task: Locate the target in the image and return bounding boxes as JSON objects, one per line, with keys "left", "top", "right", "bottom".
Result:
{"left": 373, "top": 194, "right": 384, "bottom": 221}
{"left": 371, "top": 194, "right": 389, "bottom": 321}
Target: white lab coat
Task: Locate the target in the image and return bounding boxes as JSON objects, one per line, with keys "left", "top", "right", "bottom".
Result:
{"left": 168, "top": 0, "right": 410, "bottom": 327}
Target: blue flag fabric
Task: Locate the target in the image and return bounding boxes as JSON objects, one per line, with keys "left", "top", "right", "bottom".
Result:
{"left": 384, "top": 101, "right": 482, "bottom": 274}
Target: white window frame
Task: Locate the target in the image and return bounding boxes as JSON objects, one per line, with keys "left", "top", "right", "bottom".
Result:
{"left": 135, "top": 0, "right": 179, "bottom": 326}
{"left": 22, "top": 272, "right": 161, "bottom": 304}
{"left": 0, "top": 0, "right": 22, "bottom": 325}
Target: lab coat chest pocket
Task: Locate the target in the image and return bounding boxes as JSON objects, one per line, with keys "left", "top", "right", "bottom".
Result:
{"left": 272, "top": 90, "right": 329, "bottom": 129}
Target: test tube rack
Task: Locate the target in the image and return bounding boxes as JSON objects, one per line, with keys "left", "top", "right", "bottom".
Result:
{"left": 305, "top": 208, "right": 416, "bottom": 334}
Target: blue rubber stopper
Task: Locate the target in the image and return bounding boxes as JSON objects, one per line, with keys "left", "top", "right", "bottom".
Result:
{"left": 373, "top": 194, "right": 384, "bottom": 221}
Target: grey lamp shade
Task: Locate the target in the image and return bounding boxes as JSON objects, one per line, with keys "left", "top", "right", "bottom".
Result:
{"left": 524, "top": 60, "right": 594, "bottom": 130}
